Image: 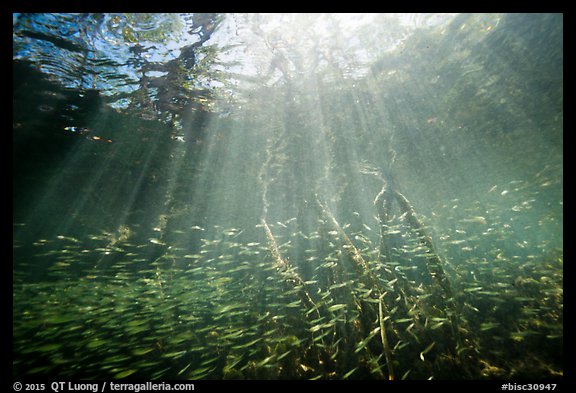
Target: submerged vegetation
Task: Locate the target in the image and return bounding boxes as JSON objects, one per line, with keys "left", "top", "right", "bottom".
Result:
{"left": 13, "top": 13, "right": 562, "bottom": 379}
{"left": 13, "top": 207, "right": 563, "bottom": 379}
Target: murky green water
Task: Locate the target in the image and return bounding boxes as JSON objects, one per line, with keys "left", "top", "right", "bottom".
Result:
{"left": 13, "top": 13, "right": 562, "bottom": 380}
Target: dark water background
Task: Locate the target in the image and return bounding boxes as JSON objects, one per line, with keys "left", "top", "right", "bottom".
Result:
{"left": 13, "top": 13, "right": 562, "bottom": 380}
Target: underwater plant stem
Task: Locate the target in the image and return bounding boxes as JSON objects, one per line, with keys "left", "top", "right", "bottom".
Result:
{"left": 313, "top": 194, "right": 401, "bottom": 378}
{"left": 379, "top": 294, "right": 395, "bottom": 380}
{"left": 312, "top": 195, "right": 376, "bottom": 287}
{"left": 372, "top": 173, "right": 478, "bottom": 376}
{"left": 261, "top": 218, "right": 318, "bottom": 313}
{"left": 392, "top": 189, "right": 453, "bottom": 299}
{"left": 390, "top": 188, "right": 476, "bottom": 374}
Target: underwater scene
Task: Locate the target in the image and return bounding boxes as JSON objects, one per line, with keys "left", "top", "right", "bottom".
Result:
{"left": 13, "top": 14, "right": 562, "bottom": 380}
